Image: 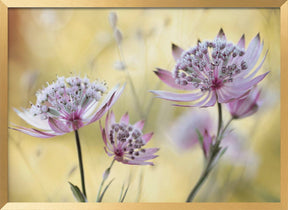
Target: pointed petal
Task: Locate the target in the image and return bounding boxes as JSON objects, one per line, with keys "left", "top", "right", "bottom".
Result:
{"left": 217, "top": 28, "right": 226, "bottom": 40}
{"left": 81, "top": 100, "right": 99, "bottom": 119}
{"left": 122, "top": 159, "right": 154, "bottom": 166}
{"left": 142, "top": 148, "right": 160, "bottom": 155}
{"left": 105, "top": 110, "right": 115, "bottom": 132}
{"left": 234, "top": 72, "right": 269, "bottom": 91}
{"left": 245, "top": 50, "right": 268, "bottom": 80}
{"left": 120, "top": 112, "right": 129, "bottom": 124}
{"left": 100, "top": 121, "right": 107, "bottom": 146}
{"left": 203, "top": 130, "right": 212, "bottom": 158}
{"left": 104, "top": 147, "right": 114, "bottom": 156}
{"left": 142, "top": 132, "right": 154, "bottom": 143}
{"left": 13, "top": 108, "right": 51, "bottom": 130}
{"left": 107, "top": 84, "right": 125, "bottom": 108}
{"left": 172, "top": 43, "right": 184, "bottom": 61}
{"left": 244, "top": 33, "right": 261, "bottom": 67}
{"left": 151, "top": 90, "right": 203, "bottom": 102}
{"left": 246, "top": 41, "right": 264, "bottom": 72}
{"left": 237, "top": 34, "right": 245, "bottom": 48}
{"left": 88, "top": 104, "right": 108, "bottom": 124}
{"left": 172, "top": 91, "right": 213, "bottom": 107}
{"left": 10, "top": 126, "right": 58, "bottom": 138}
{"left": 134, "top": 120, "right": 145, "bottom": 130}
{"left": 48, "top": 118, "right": 71, "bottom": 133}
{"left": 153, "top": 68, "right": 195, "bottom": 90}
{"left": 201, "top": 93, "right": 217, "bottom": 107}
{"left": 217, "top": 86, "right": 246, "bottom": 103}
{"left": 134, "top": 154, "right": 158, "bottom": 161}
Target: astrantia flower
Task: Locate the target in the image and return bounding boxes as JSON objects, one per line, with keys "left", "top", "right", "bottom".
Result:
{"left": 170, "top": 109, "right": 213, "bottom": 151}
{"left": 11, "top": 76, "right": 124, "bottom": 138}
{"left": 226, "top": 87, "right": 261, "bottom": 119}
{"left": 101, "top": 111, "right": 159, "bottom": 166}
{"left": 151, "top": 29, "right": 269, "bottom": 107}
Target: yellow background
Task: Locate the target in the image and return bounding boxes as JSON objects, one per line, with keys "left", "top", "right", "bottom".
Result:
{"left": 8, "top": 8, "right": 280, "bottom": 202}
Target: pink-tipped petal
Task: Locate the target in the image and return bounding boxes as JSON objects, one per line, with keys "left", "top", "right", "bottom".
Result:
{"left": 123, "top": 159, "right": 154, "bottom": 166}
{"left": 217, "top": 28, "right": 226, "bottom": 40}
{"left": 246, "top": 42, "right": 264, "bottom": 71}
{"left": 142, "top": 148, "right": 160, "bottom": 155}
{"left": 237, "top": 34, "right": 245, "bottom": 48}
{"left": 142, "top": 132, "right": 154, "bottom": 143}
{"left": 48, "top": 118, "right": 71, "bottom": 133}
{"left": 89, "top": 104, "right": 108, "bottom": 124}
{"left": 151, "top": 90, "right": 203, "bottom": 102}
{"left": 100, "top": 121, "right": 107, "bottom": 145}
{"left": 245, "top": 50, "right": 268, "bottom": 80}
{"left": 107, "top": 84, "right": 125, "bottom": 109}
{"left": 14, "top": 108, "right": 50, "bottom": 130}
{"left": 244, "top": 33, "right": 261, "bottom": 63}
{"left": 234, "top": 72, "right": 269, "bottom": 91}
{"left": 104, "top": 147, "right": 114, "bottom": 156}
{"left": 201, "top": 93, "right": 217, "bottom": 107}
{"left": 203, "top": 130, "right": 212, "bottom": 158}
{"left": 153, "top": 69, "right": 195, "bottom": 90}
{"left": 172, "top": 43, "right": 184, "bottom": 61}
{"left": 120, "top": 112, "right": 129, "bottom": 124}
{"left": 10, "top": 126, "right": 58, "bottom": 138}
{"left": 135, "top": 154, "right": 158, "bottom": 161}
{"left": 110, "top": 111, "right": 116, "bottom": 124}
{"left": 134, "top": 120, "right": 145, "bottom": 130}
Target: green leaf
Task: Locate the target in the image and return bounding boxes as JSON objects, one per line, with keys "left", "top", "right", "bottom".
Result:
{"left": 196, "top": 129, "right": 203, "bottom": 145}
{"left": 118, "top": 184, "right": 125, "bottom": 202}
{"left": 219, "top": 147, "right": 228, "bottom": 159}
{"left": 69, "top": 182, "right": 87, "bottom": 202}
{"left": 120, "top": 184, "right": 130, "bottom": 202}
{"left": 98, "top": 178, "right": 115, "bottom": 202}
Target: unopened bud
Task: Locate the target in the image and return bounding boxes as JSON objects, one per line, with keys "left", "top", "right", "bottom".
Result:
{"left": 109, "top": 12, "right": 118, "bottom": 29}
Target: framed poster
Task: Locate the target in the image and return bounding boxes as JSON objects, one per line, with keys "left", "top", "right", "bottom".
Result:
{"left": 0, "top": 0, "right": 287, "bottom": 209}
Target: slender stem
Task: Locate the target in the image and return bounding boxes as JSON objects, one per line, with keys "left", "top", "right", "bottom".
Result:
{"left": 116, "top": 42, "right": 145, "bottom": 119}
{"left": 219, "top": 118, "right": 233, "bottom": 140}
{"left": 96, "top": 159, "right": 115, "bottom": 202}
{"left": 74, "top": 130, "right": 87, "bottom": 198}
{"left": 186, "top": 102, "right": 224, "bottom": 202}
{"left": 186, "top": 158, "right": 213, "bottom": 202}
{"left": 216, "top": 102, "right": 223, "bottom": 138}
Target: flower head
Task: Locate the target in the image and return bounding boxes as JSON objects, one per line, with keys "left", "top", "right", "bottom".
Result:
{"left": 151, "top": 29, "right": 268, "bottom": 107}
{"left": 11, "top": 75, "right": 124, "bottom": 138}
{"left": 170, "top": 109, "right": 213, "bottom": 151}
{"left": 101, "top": 111, "right": 159, "bottom": 166}
{"left": 226, "top": 87, "right": 261, "bottom": 119}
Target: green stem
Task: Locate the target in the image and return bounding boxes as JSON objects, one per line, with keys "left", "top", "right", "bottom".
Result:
{"left": 216, "top": 102, "right": 223, "bottom": 138}
{"left": 74, "top": 130, "right": 87, "bottom": 198}
{"left": 115, "top": 39, "right": 144, "bottom": 118}
{"left": 186, "top": 102, "right": 223, "bottom": 202}
{"left": 219, "top": 117, "right": 233, "bottom": 140}
{"left": 96, "top": 159, "right": 115, "bottom": 202}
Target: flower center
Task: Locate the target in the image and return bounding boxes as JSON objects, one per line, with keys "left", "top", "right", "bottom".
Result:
{"left": 29, "top": 76, "right": 107, "bottom": 121}
{"left": 211, "top": 78, "right": 223, "bottom": 90}
{"left": 173, "top": 38, "right": 248, "bottom": 92}
{"left": 109, "top": 122, "right": 146, "bottom": 159}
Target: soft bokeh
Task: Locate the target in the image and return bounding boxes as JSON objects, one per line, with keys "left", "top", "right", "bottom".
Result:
{"left": 8, "top": 8, "right": 280, "bottom": 202}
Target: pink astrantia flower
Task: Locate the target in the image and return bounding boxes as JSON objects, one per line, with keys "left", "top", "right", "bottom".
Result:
{"left": 226, "top": 87, "right": 261, "bottom": 119}
{"left": 101, "top": 111, "right": 159, "bottom": 166}
{"left": 11, "top": 76, "right": 124, "bottom": 138}
{"left": 151, "top": 29, "right": 269, "bottom": 107}
{"left": 170, "top": 109, "right": 213, "bottom": 151}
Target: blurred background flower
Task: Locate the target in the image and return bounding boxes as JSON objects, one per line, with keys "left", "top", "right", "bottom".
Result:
{"left": 8, "top": 8, "right": 280, "bottom": 202}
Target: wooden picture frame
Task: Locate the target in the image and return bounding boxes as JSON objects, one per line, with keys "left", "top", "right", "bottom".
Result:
{"left": 0, "top": 0, "right": 287, "bottom": 209}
